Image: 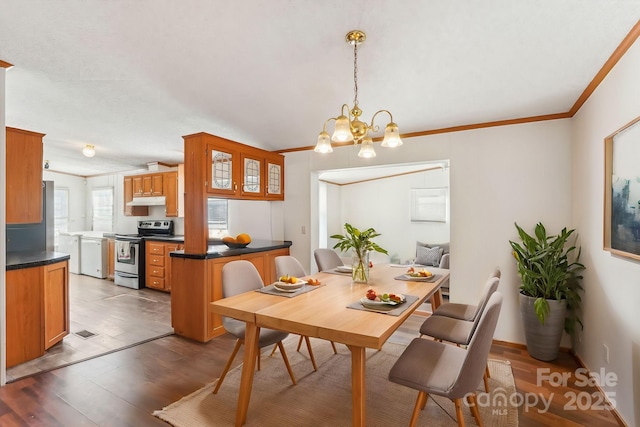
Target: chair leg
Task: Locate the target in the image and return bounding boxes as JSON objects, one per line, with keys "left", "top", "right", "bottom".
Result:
{"left": 485, "top": 363, "right": 491, "bottom": 378}
{"left": 270, "top": 343, "right": 278, "bottom": 356}
{"left": 212, "top": 339, "right": 242, "bottom": 394}
{"left": 467, "top": 393, "right": 483, "bottom": 427}
{"left": 483, "top": 368, "right": 490, "bottom": 393}
{"left": 303, "top": 336, "right": 318, "bottom": 371}
{"left": 296, "top": 335, "right": 304, "bottom": 351}
{"left": 277, "top": 341, "right": 297, "bottom": 385}
{"left": 454, "top": 398, "right": 466, "bottom": 427}
{"left": 330, "top": 341, "right": 338, "bottom": 354}
{"left": 409, "top": 391, "right": 428, "bottom": 427}
{"left": 257, "top": 349, "right": 262, "bottom": 371}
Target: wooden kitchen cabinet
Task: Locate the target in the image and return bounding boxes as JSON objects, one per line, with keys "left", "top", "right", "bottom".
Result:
{"left": 240, "top": 152, "right": 264, "bottom": 198}
{"left": 43, "top": 261, "right": 70, "bottom": 350}
{"left": 6, "top": 259, "right": 70, "bottom": 368}
{"left": 198, "top": 133, "right": 284, "bottom": 201}
{"left": 265, "top": 152, "right": 284, "bottom": 201}
{"left": 6, "top": 266, "right": 43, "bottom": 368}
{"left": 124, "top": 170, "right": 182, "bottom": 217}
{"left": 164, "top": 171, "right": 180, "bottom": 217}
{"left": 208, "top": 144, "right": 240, "bottom": 197}
{"left": 123, "top": 176, "right": 149, "bottom": 216}
{"left": 143, "top": 173, "right": 163, "bottom": 196}
{"left": 132, "top": 175, "right": 144, "bottom": 197}
{"left": 146, "top": 241, "right": 183, "bottom": 292}
{"left": 6, "top": 127, "right": 44, "bottom": 224}
{"left": 171, "top": 246, "right": 289, "bottom": 342}
{"left": 133, "top": 173, "right": 164, "bottom": 196}
{"left": 146, "top": 242, "right": 166, "bottom": 291}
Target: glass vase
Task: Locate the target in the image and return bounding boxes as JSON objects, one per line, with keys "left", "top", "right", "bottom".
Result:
{"left": 352, "top": 250, "right": 370, "bottom": 283}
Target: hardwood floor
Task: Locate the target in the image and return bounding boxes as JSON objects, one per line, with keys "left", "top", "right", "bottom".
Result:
{"left": 0, "top": 315, "right": 624, "bottom": 426}
{"left": 7, "top": 274, "right": 172, "bottom": 382}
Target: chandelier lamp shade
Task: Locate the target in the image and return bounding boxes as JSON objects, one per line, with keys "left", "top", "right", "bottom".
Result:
{"left": 82, "top": 144, "right": 96, "bottom": 157}
{"left": 314, "top": 30, "right": 402, "bottom": 158}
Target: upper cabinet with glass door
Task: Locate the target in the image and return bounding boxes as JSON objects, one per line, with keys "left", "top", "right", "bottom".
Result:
{"left": 208, "top": 145, "right": 240, "bottom": 197}
{"left": 240, "top": 152, "right": 264, "bottom": 198}
{"left": 206, "top": 136, "right": 284, "bottom": 201}
{"left": 265, "top": 152, "right": 284, "bottom": 200}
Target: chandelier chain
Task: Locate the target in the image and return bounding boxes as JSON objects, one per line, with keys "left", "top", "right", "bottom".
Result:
{"left": 353, "top": 42, "right": 359, "bottom": 108}
{"left": 314, "top": 30, "right": 402, "bottom": 157}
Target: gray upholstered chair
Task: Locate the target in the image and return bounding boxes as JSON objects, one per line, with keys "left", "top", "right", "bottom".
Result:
{"left": 431, "top": 268, "right": 501, "bottom": 321}
{"left": 313, "top": 248, "right": 344, "bottom": 272}
{"left": 274, "top": 255, "right": 337, "bottom": 360}
{"left": 389, "top": 292, "right": 503, "bottom": 427}
{"left": 418, "top": 275, "right": 500, "bottom": 392}
{"left": 213, "top": 260, "right": 297, "bottom": 394}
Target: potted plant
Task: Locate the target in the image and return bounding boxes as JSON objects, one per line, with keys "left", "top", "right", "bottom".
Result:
{"left": 331, "top": 223, "right": 388, "bottom": 283}
{"left": 509, "top": 222, "right": 585, "bottom": 361}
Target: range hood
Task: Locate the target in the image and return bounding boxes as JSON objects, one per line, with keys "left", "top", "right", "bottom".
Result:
{"left": 126, "top": 196, "right": 166, "bottom": 206}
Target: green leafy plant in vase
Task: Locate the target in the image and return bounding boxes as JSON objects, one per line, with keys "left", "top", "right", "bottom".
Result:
{"left": 331, "top": 223, "right": 388, "bottom": 283}
{"left": 509, "top": 222, "right": 585, "bottom": 361}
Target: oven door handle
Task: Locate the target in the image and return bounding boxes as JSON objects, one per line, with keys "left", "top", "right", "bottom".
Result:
{"left": 115, "top": 271, "right": 138, "bottom": 279}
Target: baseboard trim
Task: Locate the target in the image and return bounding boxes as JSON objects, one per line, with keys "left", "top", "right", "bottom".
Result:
{"left": 571, "top": 352, "right": 628, "bottom": 427}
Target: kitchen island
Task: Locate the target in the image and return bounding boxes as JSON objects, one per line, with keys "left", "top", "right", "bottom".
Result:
{"left": 6, "top": 251, "right": 70, "bottom": 367}
{"left": 169, "top": 240, "right": 292, "bottom": 342}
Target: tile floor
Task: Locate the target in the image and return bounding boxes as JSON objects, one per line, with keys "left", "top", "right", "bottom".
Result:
{"left": 7, "top": 273, "right": 173, "bottom": 382}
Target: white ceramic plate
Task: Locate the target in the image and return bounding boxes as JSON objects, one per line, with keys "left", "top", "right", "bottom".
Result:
{"left": 360, "top": 294, "right": 405, "bottom": 307}
{"left": 272, "top": 280, "right": 306, "bottom": 292}
{"left": 335, "top": 266, "right": 352, "bottom": 273}
{"left": 401, "top": 273, "right": 436, "bottom": 282}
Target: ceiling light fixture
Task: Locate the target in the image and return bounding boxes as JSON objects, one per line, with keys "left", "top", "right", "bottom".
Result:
{"left": 82, "top": 144, "right": 96, "bottom": 157}
{"left": 315, "top": 30, "right": 402, "bottom": 158}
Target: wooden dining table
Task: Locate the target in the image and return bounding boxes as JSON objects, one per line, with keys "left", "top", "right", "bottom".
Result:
{"left": 210, "top": 264, "right": 449, "bottom": 427}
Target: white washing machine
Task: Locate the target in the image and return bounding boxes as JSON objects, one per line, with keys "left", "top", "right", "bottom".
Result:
{"left": 80, "top": 236, "right": 108, "bottom": 279}
{"left": 58, "top": 233, "right": 81, "bottom": 274}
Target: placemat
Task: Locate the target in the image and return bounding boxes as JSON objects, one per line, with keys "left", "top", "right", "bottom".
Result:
{"left": 394, "top": 274, "right": 441, "bottom": 282}
{"left": 346, "top": 294, "right": 419, "bottom": 316}
{"left": 257, "top": 283, "right": 324, "bottom": 298}
{"left": 324, "top": 268, "right": 352, "bottom": 276}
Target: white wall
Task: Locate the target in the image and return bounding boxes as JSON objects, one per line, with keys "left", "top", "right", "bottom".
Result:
{"left": 42, "top": 171, "right": 87, "bottom": 232}
{"left": 571, "top": 36, "right": 640, "bottom": 426}
{"left": 228, "top": 199, "right": 280, "bottom": 240}
{"left": 324, "top": 168, "right": 450, "bottom": 265}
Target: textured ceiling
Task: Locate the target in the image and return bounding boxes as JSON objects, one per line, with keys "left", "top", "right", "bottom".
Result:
{"left": 2, "top": 1, "right": 640, "bottom": 177}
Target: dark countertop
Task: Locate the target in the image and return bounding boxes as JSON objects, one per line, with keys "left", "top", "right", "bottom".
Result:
{"left": 170, "top": 239, "right": 292, "bottom": 259}
{"left": 143, "top": 235, "right": 185, "bottom": 243}
{"left": 6, "top": 251, "right": 71, "bottom": 271}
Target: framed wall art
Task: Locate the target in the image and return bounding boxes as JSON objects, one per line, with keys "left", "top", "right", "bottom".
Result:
{"left": 604, "top": 115, "right": 640, "bottom": 261}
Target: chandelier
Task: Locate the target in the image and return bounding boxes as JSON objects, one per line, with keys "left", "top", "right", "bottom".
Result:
{"left": 314, "top": 30, "right": 402, "bottom": 158}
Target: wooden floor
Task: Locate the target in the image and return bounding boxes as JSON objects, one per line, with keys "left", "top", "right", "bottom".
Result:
{"left": 7, "top": 274, "right": 172, "bottom": 382}
{"left": 0, "top": 315, "right": 624, "bottom": 426}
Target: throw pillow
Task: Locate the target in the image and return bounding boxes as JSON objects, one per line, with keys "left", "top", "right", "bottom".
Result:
{"left": 417, "top": 241, "right": 450, "bottom": 254}
{"left": 416, "top": 246, "right": 444, "bottom": 267}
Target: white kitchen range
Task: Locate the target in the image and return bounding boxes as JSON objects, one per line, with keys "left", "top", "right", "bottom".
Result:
{"left": 114, "top": 220, "right": 174, "bottom": 289}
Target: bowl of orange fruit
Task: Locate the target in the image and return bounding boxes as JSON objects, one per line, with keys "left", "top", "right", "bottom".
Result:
{"left": 222, "top": 233, "right": 252, "bottom": 249}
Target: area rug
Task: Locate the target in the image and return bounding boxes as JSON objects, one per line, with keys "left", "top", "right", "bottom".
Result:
{"left": 154, "top": 338, "right": 518, "bottom": 427}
